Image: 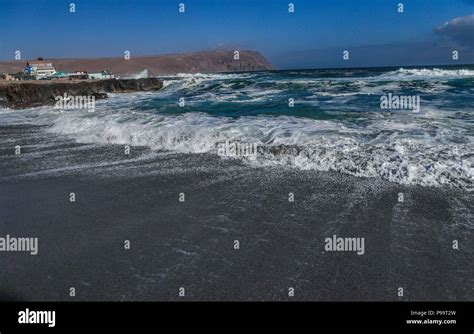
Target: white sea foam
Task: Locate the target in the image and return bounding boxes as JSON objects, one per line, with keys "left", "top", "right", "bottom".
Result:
{"left": 123, "top": 69, "right": 149, "bottom": 79}
{"left": 157, "top": 69, "right": 460, "bottom": 103}
{"left": 2, "top": 68, "right": 472, "bottom": 190}
{"left": 382, "top": 68, "right": 474, "bottom": 79}
{"left": 43, "top": 108, "right": 473, "bottom": 191}
{"left": 159, "top": 72, "right": 255, "bottom": 90}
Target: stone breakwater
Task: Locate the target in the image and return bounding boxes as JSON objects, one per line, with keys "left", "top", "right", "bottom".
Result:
{"left": 0, "top": 78, "right": 163, "bottom": 109}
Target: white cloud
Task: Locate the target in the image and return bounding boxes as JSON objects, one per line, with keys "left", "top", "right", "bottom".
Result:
{"left": 435, "top": 14, "right": 474, "bottom": 48}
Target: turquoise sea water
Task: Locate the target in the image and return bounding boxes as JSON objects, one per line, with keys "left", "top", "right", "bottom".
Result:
{"left": 1, "top": 66, "right": 473, "bottom": 190}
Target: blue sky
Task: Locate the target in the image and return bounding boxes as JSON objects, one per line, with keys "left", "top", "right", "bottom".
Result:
{"left": 0, "top": 0, "right": 473, "bottom": 68}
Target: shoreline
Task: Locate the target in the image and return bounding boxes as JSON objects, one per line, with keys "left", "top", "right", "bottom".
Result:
{"left": 0, "top": 141, "right": 472, "bottom": 301}
{"left": 0, "top": 65, "right": 472, "bottom": 301}
{"left": 0, "top": 78, "right": 163, "bottom": 109}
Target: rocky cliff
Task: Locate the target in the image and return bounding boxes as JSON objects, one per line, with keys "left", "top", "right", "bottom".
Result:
{"left": 0, "top": 78, "right": 163, "bottom": 109}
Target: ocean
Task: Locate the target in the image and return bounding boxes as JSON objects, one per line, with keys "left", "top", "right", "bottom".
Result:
{"left": 3, "top": 66, "right": 472, "bottom": 189}
{"left": 0, "top": 66, "right": 473, "bottom": 301}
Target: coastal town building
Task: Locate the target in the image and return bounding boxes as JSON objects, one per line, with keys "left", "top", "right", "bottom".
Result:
{"left": 88, "top": 70, "right": 114, "bottom": 80}
{"left": 14, "top": 58, "right": 115, "bottom": 81}
{"left": 68, "top": 71, "right": 89, "bottom": 80}
{"left": 24, "top": 58, "right": 56, "bottom": 79}
{"left": 49, "top": 71, "right": 67, "bottom": 79}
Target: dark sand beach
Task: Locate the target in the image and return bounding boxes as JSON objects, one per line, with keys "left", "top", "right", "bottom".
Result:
{"left": 0, "top": 124, "right": 472, "bottom": 301}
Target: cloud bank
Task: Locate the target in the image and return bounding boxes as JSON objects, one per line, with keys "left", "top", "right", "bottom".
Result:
{"left": 434, "top": 14, "right": 474, "bottom": 49}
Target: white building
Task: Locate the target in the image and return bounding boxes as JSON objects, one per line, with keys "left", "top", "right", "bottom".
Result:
{"left": 88, "top": 70, "right": 115, "bottom": 80}
{"left": 29, "top": 59, "right": 56, "bottom": 79}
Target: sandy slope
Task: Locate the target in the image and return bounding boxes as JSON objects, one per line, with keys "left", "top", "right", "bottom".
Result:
{"left": 0, "top": 50, "right": 274, "bottom": 76}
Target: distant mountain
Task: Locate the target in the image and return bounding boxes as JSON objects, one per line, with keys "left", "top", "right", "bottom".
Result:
{"left": 0, "top": 50, "right": 274, "bottom": 76}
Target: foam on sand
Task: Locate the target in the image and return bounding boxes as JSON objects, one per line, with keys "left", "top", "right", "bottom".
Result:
{"left": 42, "top": 109, "right": 473, "bottom": 191}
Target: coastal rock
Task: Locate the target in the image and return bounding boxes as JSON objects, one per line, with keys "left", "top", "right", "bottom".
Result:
{"left": 0, "top": 78, "right": 163, "bottom": 109}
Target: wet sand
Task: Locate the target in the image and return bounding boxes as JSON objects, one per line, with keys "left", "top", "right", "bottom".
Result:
{"left": 0, "top": 130, "right": 472, "bottom": 301}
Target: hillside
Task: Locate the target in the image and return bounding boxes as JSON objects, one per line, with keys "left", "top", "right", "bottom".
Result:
{"left": 0, "top": 50, "right": 274, "bottom": 76}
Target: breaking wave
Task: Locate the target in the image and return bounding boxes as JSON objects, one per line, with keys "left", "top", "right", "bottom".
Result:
{"left": 382, "top": 67, "right": 474, "bottom": 78}
{"left": 45, "top": 109, "right": 473, "bottom": 191}
{"left": 2, "top": 67, "right": 473, "bottom": 190}
{"left": 124, "top": 69, "right": 149, "bottom": 79}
